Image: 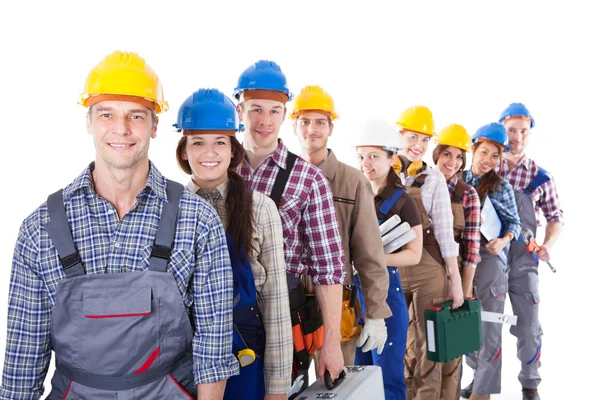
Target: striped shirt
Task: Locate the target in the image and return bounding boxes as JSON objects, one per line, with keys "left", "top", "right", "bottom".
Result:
{"left": 188, "top": 179, "right": 293, "bottom": 394}
{"left": 0, "top": 163, "right": 238, "bottom": 400}
{"left": 448, "top": 174, "right": 481, "bottom": 267}
{"left": 463, "top": 169, "right": 522, "bottom": 240}
{"left": 237, "top": 140, "right": 346, "bottom": 285}
{"left": 400, "top": 165, "right": 459, "bottom": 258}
{"left": 499, "top": 156, "right": 564, "bottom": 225}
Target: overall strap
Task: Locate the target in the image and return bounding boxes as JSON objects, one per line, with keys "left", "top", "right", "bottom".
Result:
{"left": 270, "top": 151, "right": 298, "bottom": 208}
{"left": 377, "top": 189, "right": 405, "bottom": 224}
{"left": 149, "top": 180, "right": 184, "bottom": 272}
{"left": 45, "top": 189, "right": 85, "bottom": 278}
{"left": 523, "top": 168, "right": 550, "bottom": 195}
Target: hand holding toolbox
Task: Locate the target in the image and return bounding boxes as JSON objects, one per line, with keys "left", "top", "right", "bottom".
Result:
{"left": 298, "top": 366, "right": 385, "bottom": 399}
{"left": 424, "top": 298, "right": 482, "bottom": 362}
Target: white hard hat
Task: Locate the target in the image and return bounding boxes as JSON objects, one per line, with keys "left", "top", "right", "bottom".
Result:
{"left": 355, "top": 119, "right": 401, "bottom": 152}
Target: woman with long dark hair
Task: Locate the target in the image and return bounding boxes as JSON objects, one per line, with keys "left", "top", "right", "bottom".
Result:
{"left": 461, "top": 122, "right": 521, "bottom": 400}
{"left": 174, "top": 88, "right": 292, "bottom": 400}
{"left": 432, "top": 124, "right": 482, "bottom": 399}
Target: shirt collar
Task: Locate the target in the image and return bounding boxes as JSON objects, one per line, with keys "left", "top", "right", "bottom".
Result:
{"left": 270, "top": 139, "right": 289, "bottom": 170}
{"left": 187, "top": 178, "right": 229, "bottom": 199}
{"left": 63, "top": 161, "right": 167, "bottom": 202}
{"left": 463, "top": 169, "right": 483, "bottom": 185}
{"left": 503, "top": 154, "right": 531, "bottom": 172}
{"left": 320, "top": 149, "right": 337, "bottom": 180}
{"left": 447, "top": 173, "right": 458, "bottom": 192}
{"left": 376, "top": 185, "right": 398, "bottom": 200}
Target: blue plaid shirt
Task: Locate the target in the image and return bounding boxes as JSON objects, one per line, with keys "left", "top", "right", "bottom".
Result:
{"left": 463, "top": 170, "right": 521, "bottom": 240}
{"left": 0, "top": 162, "right": 238, "bottom": 399}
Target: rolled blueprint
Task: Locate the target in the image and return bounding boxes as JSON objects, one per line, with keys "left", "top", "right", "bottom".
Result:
{"left": 379, "top": 214, "right": 401, "bottom": 236}
{"left": 384, "top": 229, "right": 417, "bottom": 254}
{"left": 381, "top": 222, "right": 411, "bottom": 247}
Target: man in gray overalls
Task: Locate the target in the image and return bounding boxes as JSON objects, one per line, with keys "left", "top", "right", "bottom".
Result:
{"left": 0, "top": 51, "right": 239, "bottom": 399}
{"left": 499, "top": 103, "right": 564, "bottom": 400}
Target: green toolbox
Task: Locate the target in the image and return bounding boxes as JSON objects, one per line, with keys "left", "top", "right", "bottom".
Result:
{"left": 424, "top": 298, "right": 482, "bottom": 362}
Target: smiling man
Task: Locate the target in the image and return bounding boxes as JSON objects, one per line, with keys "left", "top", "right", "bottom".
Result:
{"left": 233, "top": 62, "right": 346, "bottom": 391}
{"left": 291, "top": 85, "right": 391, "bottom": 369}
{"left": 0, "top": 51, "right": 238, "bottom": 400}
{"left": 499, "top": 103, "right": 564, "bottom": 400}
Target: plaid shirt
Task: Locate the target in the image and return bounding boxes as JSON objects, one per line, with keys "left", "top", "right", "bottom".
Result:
{"left": 464, "top": 170, "right": 522, "bottom": 240}
{"left": 448, "top": 174, "right": 481, "bottom": 267}
{"left": 1, "top": 163, "right": 238, "bottom": 400}
{"left": 237, "top": 140, "right": 346, "bottom": 285}
{"left": 500, "top": 156, "right": 564, "bottom": 226}
{"left": 188, "top": 179, "right": 293, "bottom": 394}
{"left": 400, "top": 165, "right": 459, "bottom": 258}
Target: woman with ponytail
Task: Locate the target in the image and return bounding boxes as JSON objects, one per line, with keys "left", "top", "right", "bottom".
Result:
{"left": 354, "top": 119, "right": 423, "bottom": 400}
{"left": 461, "top": 122, "right": 521, "bottom": 400}
{"left": 174, "top": 88, "right": 292, "bottom": 400}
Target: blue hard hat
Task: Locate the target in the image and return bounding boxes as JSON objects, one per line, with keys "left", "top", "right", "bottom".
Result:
{"left": 233, "top": 60, "right": 293, "bottom": 101}
{"left": 498, "top": 102, "right": 535, "bottom": 128}
{"left": 173, "top": 88, "right": 240, "bottom": 132}
{"left": 472, "top": 122, "right": 510, "bottom": 152}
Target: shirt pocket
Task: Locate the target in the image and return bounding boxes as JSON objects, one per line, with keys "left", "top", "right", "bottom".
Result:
{"left": 279, "top": 195, "right": 302, "bottom": 229}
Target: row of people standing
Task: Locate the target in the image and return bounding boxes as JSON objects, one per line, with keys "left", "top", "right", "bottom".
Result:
{"left": 0, "top": 50, "right": 563, "bottom": 400}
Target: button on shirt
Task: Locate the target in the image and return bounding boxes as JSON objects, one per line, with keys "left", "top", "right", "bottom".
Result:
{"left": 188, "top": 179, "right": 293, "bottom": 394}
{"left": 237, "top": 140, "right": 346, "bottom": 285}
{"left": 500, "top": 156, "right": 564, "bottom": 226}
{"left": 400, "top": 165, "right": 459, "bottom": 258}
{"left": 464, "top": 169, "right": 522, "bottom": 240}
{"left": 0, "top": 163, "right": 238, "bottom": 400}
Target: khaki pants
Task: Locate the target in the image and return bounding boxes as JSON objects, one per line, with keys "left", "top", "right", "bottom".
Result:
{"left": 403, "top": 251, "right": 449, "bottom": 400}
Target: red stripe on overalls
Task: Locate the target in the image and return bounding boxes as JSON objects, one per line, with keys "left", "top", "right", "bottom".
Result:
{"left": 169, "top": 375, "right": 194, "bottom": 399}
{"left": 494, "top": 346, "right": 502, "bottom": 361}
{"left": 134, "top": 347, "right": 160, "bottom": 374}
{"left": 85, "top": 312, "right": 151, "bottom": 318}
{"left": 527, "top": 346, "right": 541, "bottom": 365}
{"left": 61, "top": 380, "right": 73, "bottom": 400}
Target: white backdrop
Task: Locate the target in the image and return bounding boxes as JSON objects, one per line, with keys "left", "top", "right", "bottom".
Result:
{"left": 0, "top": 1, "right": 596, "bottom": 398}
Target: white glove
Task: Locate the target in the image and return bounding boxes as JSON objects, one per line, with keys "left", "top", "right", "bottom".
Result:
{"left": 356, "top": 318, "right": 387, "bottom": 355}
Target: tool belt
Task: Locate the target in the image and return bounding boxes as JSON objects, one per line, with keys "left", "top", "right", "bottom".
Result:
{"left": 340, "top": 284, "right": 362, "bottom": 342}
{"left": 289, "top": 280, "right": 324, "bottom": 370}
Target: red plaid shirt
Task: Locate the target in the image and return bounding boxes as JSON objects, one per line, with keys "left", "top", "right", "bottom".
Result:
{"left": 238, "top": 140, "right": 346, "bottom": 285}
{"left": 448, "top": 174, "right": 481, "bottom": 267}
{"left": 500, "top": 156, "right": 564, "bottom": 226}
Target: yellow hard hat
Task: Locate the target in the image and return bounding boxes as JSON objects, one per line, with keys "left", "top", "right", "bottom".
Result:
{"left": 290, "top": 85, "right": 338, "bottom": 120}
{"left": 434, "top": 124, "right": 472, "bottom": 152}
{"left": 79, "top": 51, "right": 168, "bottom": 113}
{"left": 396, "top": 105, "right": 435, "bottom": 136}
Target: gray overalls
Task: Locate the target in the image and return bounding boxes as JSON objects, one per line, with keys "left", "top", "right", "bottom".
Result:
{"left": 507, "top": 170, "right": 549, "bottom": 390}
{"left": 464, "top": 193, "right": 510, "bottom": 395}
{"left": 45, "top": 181, "right": 197, "bottom": 399}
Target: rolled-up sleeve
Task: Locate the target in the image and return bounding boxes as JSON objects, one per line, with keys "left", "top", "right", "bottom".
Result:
{"left": 303, "top": 171, "right": 346, "bottom": 285}
{"left": 192, "top": 211, "right": 239, "bottom": 384}
{"left": 539, "top": 174, "right": 564, "bottom": 225}
{"left": 1, "top": 227, "right": 52, "bottom": 400}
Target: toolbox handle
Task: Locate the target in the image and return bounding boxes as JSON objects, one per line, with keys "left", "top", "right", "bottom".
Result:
{"left": 324, "top": 369, "right": 346, "bottom": 390}
{"left": 432, "top": 298, "right": 480, "bottom": 313}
